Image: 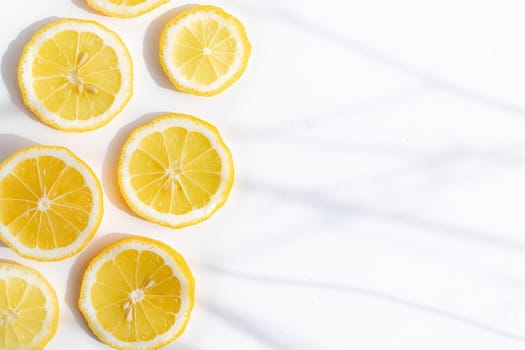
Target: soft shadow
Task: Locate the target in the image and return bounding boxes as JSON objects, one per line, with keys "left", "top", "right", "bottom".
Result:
{"left": 144, "top": 4, "right": 197, "bottom": 89}
{"left": 201, "top": 264, "right": 525, "bottom": 344}
{"left": 0, "top": 134, "right": 39, "bottom": 161}
{"left": 102, "top": 112, "right": 170, "bottom": 213}
{"left": 164, "top": 344, "right": 201, "bottom": 350}
{"left": 1, "top": 17, "right": 59, "bottom": 122}
{"left": 65, "top": 233, "right": 133, "bottom": 341}
{"left": 70, "top": 0, "right": 100, "bottom": 15}
{"left": 0, "top": 259, "right": 19, "bottom": 264}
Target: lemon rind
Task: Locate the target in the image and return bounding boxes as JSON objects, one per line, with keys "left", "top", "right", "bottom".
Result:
{"left": 87, "top": 0, "right": 169, "bottom": 18}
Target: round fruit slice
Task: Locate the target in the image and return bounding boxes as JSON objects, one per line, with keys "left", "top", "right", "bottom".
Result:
{"left": 79, "top": 237, "right": 195, "bottom": 349}
{"left": 0, "top": 146, "right": 103, "bottom": 261}
{"left": 118, "top": 113, "right": 234, "bottom": 228}
{"left": 18, "top": 18, "right": 133, "bottom": 132}
{"left": 160, "top": 5, "right": 251, "bottom": 96}
{"left": 0, "top": 263, "right": 59, "bottom": 350}
{"left": 87, "top": 0, "right": 169, "bottom": 18}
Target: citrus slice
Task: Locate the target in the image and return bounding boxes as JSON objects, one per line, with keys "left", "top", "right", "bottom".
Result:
{"left": 118, "top": 113, "right": 234, "bottom": 228}
{"left": 79, "top": 237, "right": 195, "bottom": 349}
{"left": 159, "top": 5, "right": 252, "bottom": 96}
{"left": 0, "top": 146, "right": 103, "bottom": 261}
{"left": 18, "top": 18, "right": 133, "bottom": 132}
{"left": 87, "top": 0, "right": 169, "bottom": 18}
{"left": 0, "top": 263, "right": 59, "bottom": 350}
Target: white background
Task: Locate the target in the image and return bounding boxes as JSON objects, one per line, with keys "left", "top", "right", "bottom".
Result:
{"left": 2, "top": 0, "right": 525, "bottom": 349}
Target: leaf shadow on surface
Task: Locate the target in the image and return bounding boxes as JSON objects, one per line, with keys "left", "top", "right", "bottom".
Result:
{"left": 246, "top": 181, "right": 525, "bottom": 254}
{"left": 143, "top": 4, "right": 197, "bottom": 89}
{"left": 0, "top": 17, "right": 59, "bottom": 123}
{"left": 102, "top": 112, "right": 170, "bottom": 214}
{"left": 70, "top": 0, "right": 100, "bottom": 15}
{"left": 0, "top": 134, "right": 39, "bottom": 248}
{"left": 229, "top": 0, "right": 525, "bottom": 119}
{"left": 65, "top": 233, "right": 133, "bottom": 341}
{"left": 201, "top": 264, "right": 525, "bottom": 345}
{"left": 231, "top": 83, "right": 432, "bottom": 140}
{"left": 202, "top": 300, "right": 299, "bottom": 350}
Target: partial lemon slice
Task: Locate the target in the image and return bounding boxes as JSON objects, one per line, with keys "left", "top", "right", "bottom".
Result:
{"left": 18, "top": 18, "right": 133, "bottom": 132}
{"left": 0, "top": 263, "right": 59, "bottom": 350}
{"left": 87, "top": 0, "right": 169, "bottom": 18}
{"left": 79, "top": 237, "right": 195, "bottom": 349}
{"left": 0, "top": 146, "right": 103, "bottom": 261}
{"left": 118, "top": 114, "right": 234, "bottom": 228}
{"left": 160, "top": 5, "right": 251, "bottom": 96}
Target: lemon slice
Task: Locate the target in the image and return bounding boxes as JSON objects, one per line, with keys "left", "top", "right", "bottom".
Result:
{"left": 0, "top": 146, "right": 103, "bottom": 261}
{"left": 18, "top": 18, "right": 133, "bottom": 132}
{"left": 79, "top": 237, "right": 195, "bottom": 349}
{"left": 0, "top": 263, "right": 59, "bottom": 350}
{"left": 87, "top": 0, "right": 169, "bottom": 18}
{"left": 159, "top": 5, "right": 251, "bottom": 96}
{"left": 118, "top": 113, "right": 234, "bottom": 228}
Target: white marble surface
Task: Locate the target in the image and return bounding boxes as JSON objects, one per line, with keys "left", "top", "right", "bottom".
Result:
{"left": 2, "top": 0, "right": 525, "bottom": 349}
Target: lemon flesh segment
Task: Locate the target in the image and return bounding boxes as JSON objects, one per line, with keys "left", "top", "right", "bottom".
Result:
{"left": 79, "top": 237, "right": 195, "bottom": 349}
{"left": 0, "top": 146, "right": 103, "bottom": 261}
{"left": 18, "top": 18, "right": 133, "bottom": 132}
{"left": 160, "top": 5, "right": 251, "bottom": 96}
{"left": 119, "top": 113, "right": 234, "bottom": 229}
{"left": 87, "top": 0, "right": 169, "bottom": 18}
{"left": 0, "top": 263, "right": 59, "bottom": 350}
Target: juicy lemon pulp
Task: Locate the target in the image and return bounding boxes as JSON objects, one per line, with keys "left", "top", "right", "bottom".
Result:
{"left": 79, "top": 237, "right": 195, "bottom": 349}
{"left": 129, "top": 127, "right": 222, "bottom": 214}
{"left": 0, "top": 264, "right": 58, "bottom": 349}
{"left": 160, "top": 5, "right": 251, "bottom": 96}
{"left": 19, "top": 19, "right": 133, "bottom": 131}
{"left": 0, "top": 277, "right": 47, "bottom": 348}
{"left": 0, "top": 146, "right": 102, "bottom": 261}
{"left": 0, "top": 156, "right": 91, "bottom": 249}
{"left": 92, "top": 249, "right": 182, "bottom": 342}
{"left": 119, "top": 114, "right": 234, "bottom": 229}
{"left": 33, "top": 30, "right": 120, "bottom": 121}
{"left": 172, "top": 19, "right": 237, "bottom": 85}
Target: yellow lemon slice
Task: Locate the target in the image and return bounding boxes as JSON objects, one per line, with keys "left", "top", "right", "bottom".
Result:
{"left": 0, "top": 146, "right": 103, "bottom": 261}
{"left": 18, "top": 18, "right": 133, "bottom": 132}
{"left": 159, "top": 5, "right": 251, "bottom": 96}
{"left": 79, "top": 237, "right": 195, "bottom": 349}
{"left": 87, "top": 0, "right": 169, "bottom": 18}
{"left": 118, "top": 113, "right": 234, "bottom": 228}
{"left": 0, "top": 263, "right": 59, "bottom": 350}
